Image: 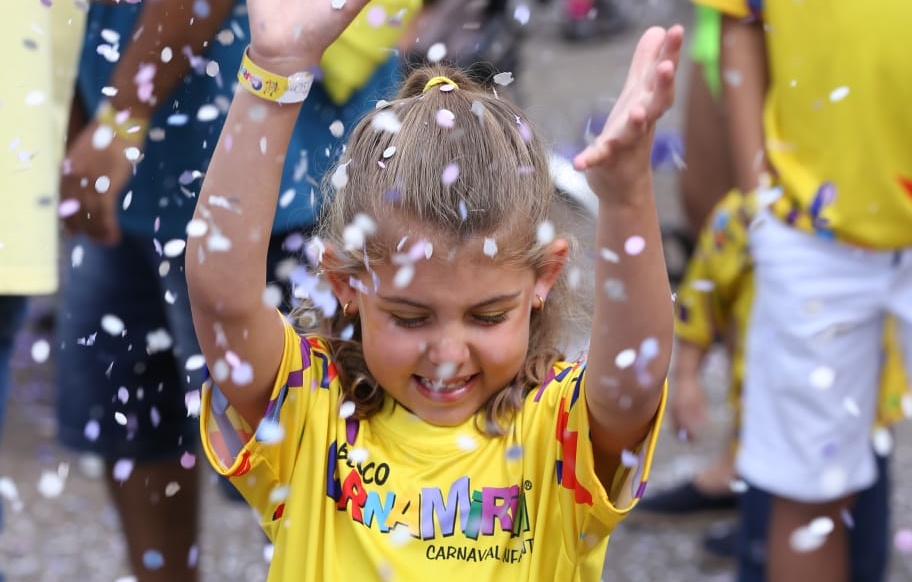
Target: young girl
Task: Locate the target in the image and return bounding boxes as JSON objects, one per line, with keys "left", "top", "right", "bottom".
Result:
{"left": 187, "top": 1, "right": 681, "bottom": 579}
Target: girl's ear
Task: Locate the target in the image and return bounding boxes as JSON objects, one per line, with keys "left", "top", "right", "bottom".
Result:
{"left": 321, "top": 243, "right": 360, "bottom": 315}
{"left": 534, "top": 238, "right": 570, "bottom": 299}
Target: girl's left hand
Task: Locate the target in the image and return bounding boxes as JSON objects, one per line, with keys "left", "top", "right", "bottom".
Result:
{"left": 573, "top": 25, "right": 683, "bottom": 199}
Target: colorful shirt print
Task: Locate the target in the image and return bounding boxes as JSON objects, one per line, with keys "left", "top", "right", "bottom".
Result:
{"left": 201, "top": 319, "right": 664, "bottom": 581}
{"left": 693, "top": 0, "right": 912, "bottom": 249}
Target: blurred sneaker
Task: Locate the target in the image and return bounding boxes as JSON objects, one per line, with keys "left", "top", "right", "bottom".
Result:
{"left": 633, "top": 481, "right": 738, "bottom": 521}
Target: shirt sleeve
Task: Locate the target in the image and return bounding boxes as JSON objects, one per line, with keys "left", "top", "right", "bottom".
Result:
{"left": 523, "top": 363, "right": 666, "bottom": 560}
{"left": 200, "top": 317, "right": 336, "bottom": 531}
{"left": 675, "top": 189, "right": 753, "bottom": 347}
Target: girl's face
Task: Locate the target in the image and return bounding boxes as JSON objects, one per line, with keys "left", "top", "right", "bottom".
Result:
{"left": 333, "top": 239, "right": 566, "bottom": 427}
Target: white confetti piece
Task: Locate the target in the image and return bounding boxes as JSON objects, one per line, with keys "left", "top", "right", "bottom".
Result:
{"left": 262, "top": 284, "right": 283, "bottom": 308}
{"left": 457, "top": 434, "right": 477, "bottom": 451}
{"left": 37, "top": 463, "right": 69, "bottom": 498}
{"left": 331, "top": 162, "right": 350, "bottom": 189}
{"left": 808, "top": 516, "right": 834, "bottom": 537}
{"left": 427, "top": 42, "right": 446, "bottom": 63}
{"left": 536, "top": 221, "right": 555, "bottom": 244}
{"left": 185, "top": 354, "right": 207, "bottom": 371}
{"left": 829, "top": 86, "right": 850, "bottom": 102}
{"left": 723, "top": 68, "right": 743, "bottom": 87}
{"left": 256, "top": 419, "right": 285, "bottom": 443}
{"left": 95, "top": 175, "right": 111, "bottom": 194}
{"left": 371, "top": 110, "right": 402, "bottom": 133}
{"left": 101, "top": 314, "right": 125, "bottom": 336}
{"left": 185, "top": 390, "right": 201, "bottom": 417}
{"left": 730, "top": 479, "right": 749, "bottom": 494}
{"left": 196, "top": 104, "right": 219, "bottom": 122}
{"left": 600, "top": 248, "right": 619, "bottom": 263}
{"left": 348, "top": 447, "right": 369, "bottom": 464}
{"left": 30, "top": 339, "right": 50, "bottom": 363}
{"left": 0, "top": 477, "right": 23, "bottom": 512}
{"left": 165, "top": 481, "right": 181, "bottom": 497}
{"left": 382, "top": 146, "right": 396, "bottom": 159}
{"left": 620, "top": 449, "right": 638, "bottom": 467}
{"left": 185, "top": 218, "right": 208, "bottom": 237}
{"left": 819, "top": 465, "right": 847, "bottom": 497}
{"left": 124, "top": 146, "right": 142, "bottom": 162}
{"left": 59, "top": 198, "right": 81, "bottom": 218}
{"left": 92, "top": 124, "right": 115, "bottom": 149}
{"left": 393, "top": 264, "right": 414, "bottom": 288}
{"left": 843, "top": 397, "right": 860, "bottom": 417}
{"left": 624, "top": 235, "right": 646, "bottom": 255}
{"left": 339, "top": 400, "right": 356, "bottom": 419}
{"left": 614, "top": 349, "right": 636, "bottom": 369}
{"left": 161, "top": 46, "right": 173, "bottom": 63}
{"left": 114, "top": 411, "right": 127, "bottom": 426}
{"left": 329, "top": 120, "right": 344, "bottom": 137}
{"left": 84, "top": 419, "right": 101, "bottom": 441}
{"left": 436, "top": 108, "right": 455, "bottom": 128}
{"left": 895, "top": 529, "right": 912, "bottom": 553}
{"left": 231, "top": 361, "right": 254, "bottom": 385}
{"left": 514, "top": 4, "right": 530, "bottom": 25}
{"left": 809, "top": 366, "right": 835, "bottom": 390}
{"left": 143, "top": 549, "right": 165, "bottom": 570}
{"left": 493, "top": 71, "right": 514, "bottom": 86}
{"left": 269, "top": 485, "right": 290, "bottom": 504}
{"left": 331, "top": 0, "right": 346, "bottom": 8}
{"left": 146, "top": 329, "right": 173, "bottom": 353}
{"left": 163, "top": 239, "right": 186, "bottom": 257}
{"left": 872, "top": 427, "right": 893, "bottom": 456}
{"left": 441, "top": 163, "right": 459, "bottom": 185}
{"left": 690, "top": 279, "right": 715, "bottom": 292}
{"left": 483, "top": 237, "right": 498, "bottom": 258}
{"left": 790, "top": 524, "right": 827, "bottom": 553}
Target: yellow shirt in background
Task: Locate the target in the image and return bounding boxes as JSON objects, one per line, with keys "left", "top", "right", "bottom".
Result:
{"left": 695, "top": 0, "right": 912, "bottom": 249}
{"left": 202, "top": 320, "right": 664, "bottom": 581}
{"left": 675, "top": 189, "right": 909, "bottom": 428}
{"left": 0, "top": 0, "right": 84, "bottom": 293}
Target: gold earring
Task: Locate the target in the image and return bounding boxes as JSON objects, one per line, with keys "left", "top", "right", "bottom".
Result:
{"left": 342, "top": 301, "right": 351, "bottom": 317}
{"left": 534, "top": 294, "right": 546, "bottom": 311}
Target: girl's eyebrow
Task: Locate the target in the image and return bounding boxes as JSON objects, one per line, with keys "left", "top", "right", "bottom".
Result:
{"left": 375, "top": 291, "right": 523, "bottom": 310}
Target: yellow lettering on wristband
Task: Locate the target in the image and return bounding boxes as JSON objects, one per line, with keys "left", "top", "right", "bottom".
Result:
{"left": 237, "top": 46, "right": 314, "bottom": 104}
{"left": 95, "top": 101, "right": 149, "bottom": 143}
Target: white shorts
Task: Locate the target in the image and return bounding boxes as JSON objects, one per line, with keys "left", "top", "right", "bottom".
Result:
{"left": 738, "top": 211, "right": 912, "bottom": 502}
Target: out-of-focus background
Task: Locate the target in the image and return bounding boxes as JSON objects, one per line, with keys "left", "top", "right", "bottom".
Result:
{"left": 2, "top": 1, "right": 911, "bottom": 580}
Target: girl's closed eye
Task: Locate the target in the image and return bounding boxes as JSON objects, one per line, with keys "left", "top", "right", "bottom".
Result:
{"left": 473, "top": 311, "right": 509, "bottom": 325}
{"left": 391, "top": 313, "right": 429, "bottom": 328}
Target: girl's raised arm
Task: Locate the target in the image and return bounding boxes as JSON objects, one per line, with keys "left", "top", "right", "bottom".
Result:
{"left": 572, "top": 26, "right": 683, "bottom": 478}
{"left": 186, "top": 0, "right": 372, "bottom": 427}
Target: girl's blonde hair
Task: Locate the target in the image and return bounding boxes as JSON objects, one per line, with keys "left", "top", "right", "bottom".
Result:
{"left": 294, "top": 65, "right": 582, "bottom": 435}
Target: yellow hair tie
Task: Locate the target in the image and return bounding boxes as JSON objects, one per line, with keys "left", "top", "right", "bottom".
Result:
{"left": 423, "top": 76, "right": 459, "bottom": 93}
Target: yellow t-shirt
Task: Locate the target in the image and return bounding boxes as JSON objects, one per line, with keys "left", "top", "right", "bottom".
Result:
{"left": 202, "top": 320, "right": 664, "bottom": 581}
{"left": 696, "top": 0, "right": 912, "bottom": 249}
{"left": 675, "top": 189, "right": 909, "bottom": 428}
{"left": 0, "top": 1, "right": 84, "bottom": 293}
{"left": 322, "top": 0, "right": 421, "bottom": 104}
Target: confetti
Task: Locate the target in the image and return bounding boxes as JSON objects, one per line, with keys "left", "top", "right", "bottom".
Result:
{"left": 84, "top": 419, "right": 101, "bottom": 441}
{"left": 513, "top": 4, "right": 530, "bottom": 25}
{"left": 600, "top": 248, "right": 619, "bottom": 262}
{"left": 872, "top": 428, "right": 893, "bottom": 456}
{"left": 161, "top": 46, "right": 173, "bottom": 63}
{"left": 348, "top": 447, "right": 369, "bottom": 464}
{"left": 426, "top": 42, "right": 446, "bottom": 63}
{"left": 435, "top": 108, "right": 455, "bottom": 129}
{"left": 179, "top": 452, "right": 196, "bottom": 469}
{"left": 185, "top": 390, "right": 201, "bottom": 417}
{"left": 441, "top": 163, "right": 460, "bottom": 186}
{"left": 92, "top": 124, "right": 115, "bottom": 149}
{"left": 101, "top": 314, "right": 125, "bottom": 335}
{"left": 339, "top": 401, "right": 356, "bottom": 419}
{"left": 163, "top": 239, "right": 186, "bottom": 257}
{"left": 30, "top": 339, "right": 50, "bottom": 363}
{"left": 536, "top": 221, "right": 555, "bottom": 244}
{"left": 331, "top": 162, "right": 350, "bottom": 189}
{"left": 809, "top": 366, "right": 835, "bottom": 390}
{"left": 196, "top": 104, "right": 219, "bottom": 122}
{"left": 331, "top": 0, "right": 346, "bottom": 8}
{"left": 256, "top": 419, "right": 285, "bottom": 443}
{"left": 165, "top": 482, "right": 181, "bottom": 497}
{"left": 614, "top": 349, "right": 636, "bottom": 369}
{"left": 457, "top": 434, "right": 477, "bottom": 451}
{"left": 124, "top": 146, "right": 142, "bottom": 162}
{"left": 690, "top": 279, "right": 715, "bottom": 292}
{"left": 394, "top": 264, "right": 414, "bottom": 288}
{"left": 262, "top": 284, "right": 283, "bottom": 308}
{"left": 382, "top": 146, "right": 396, "bottom": 159}
{"left": 505, "top": 445, "right": 523, "bottom": 460}
{"left": 789, "top": 524, "right": 827, "bottom": 553}
{"left": 37, "top": 463, "right": 69, "bottom": 498}
{"left": 59, "top": 198, "right": 81, "bottom": 218}
{"left": 95, "top": 175, "right": 111, "bottom": 194}
{"left": 819, "top": 465, "right": 847, "bottom": 497}
{"left": 620, "top": 449, "right": 638, "bottom": 467}
{"left": 829, "top": 86, "right": 850, "bottom": 102}
{"left": 730, "top": 479, "right": 749, "bottom": 494}
{"left": 482, "top": 237, "right": 498, "bottom": 258}
{"left": 185, "top": 218, "right": 208, "bottom": 237}
{"left": 269, "top": 485, "right": 290, "bottom": 504}
{"left": 624, "top": 235, "right": 646, "bottom": 255}
{"left": 143, "top": 549, "right": 165, "bottom": 570}
{"left": 371, "top": 110, "right": 402, "bottom": 133}
{"left": 366, "top": 5, "right": 386, "bottom": 26}
{"left": 329, "top": 120, "right": 344, "bottom": 137}
{"left": 0, "top": 477, "right": 23, "bottom": 513}
{"left": 895, "top": 529, "right": 912, "bottom": 553}
{"left": 493, "top": 72, "right": 514, "bottom": 86}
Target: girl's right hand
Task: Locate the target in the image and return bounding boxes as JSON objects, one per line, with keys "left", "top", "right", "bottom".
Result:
{"left": 246, "top": 0, "right": 373, "bottom": 70}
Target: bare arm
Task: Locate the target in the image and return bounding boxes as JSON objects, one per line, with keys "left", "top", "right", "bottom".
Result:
{"left": 670, "top": 338, "right": 710, "bottom": 441}
{"left": 720, "top": 15, "right": 769, "bottom": 192}
{"left": 60, "top": 0, "right": 236, "bottom": 244}
{"left": 186, "top": 1, "right": 372, "bottom": 427}
{"left": 572, "top": 27, "right": 682, "bottom": 479}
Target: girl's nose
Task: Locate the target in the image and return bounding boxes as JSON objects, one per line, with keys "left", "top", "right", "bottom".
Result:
{"left": 427, "top": 335, "right": 469, "bottom": 370}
